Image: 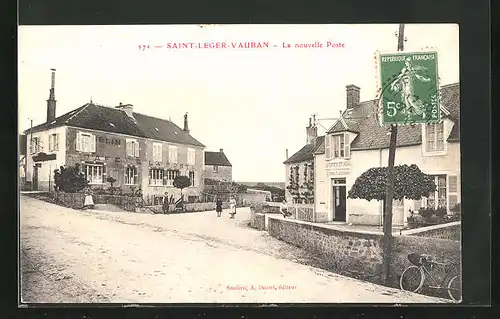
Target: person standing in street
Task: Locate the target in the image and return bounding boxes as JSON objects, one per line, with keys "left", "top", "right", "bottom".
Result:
{"left": 229, "top": 196, "right": 237, "bottom": 219}
{"left": 216, "top": 196, "right": 223, "bottom": 217}
{"left": 162, "top": 191, "right": 170, "bottom": 214}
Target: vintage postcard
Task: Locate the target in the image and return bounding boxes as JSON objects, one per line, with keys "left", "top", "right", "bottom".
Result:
{"left": 18, "top": 24, "right": 461, "bottom": 304}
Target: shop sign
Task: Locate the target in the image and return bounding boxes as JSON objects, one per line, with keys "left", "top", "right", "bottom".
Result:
{"left": 326, "top": 161, "right": 350, "bottom": 175}
{"left": 97, "top": 136, "right": 121, "bottom": 146}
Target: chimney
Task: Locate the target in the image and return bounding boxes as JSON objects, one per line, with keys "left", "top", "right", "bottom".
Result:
{"left": 286, "top": 148, "right": 289, "bottom": 159}
{"left": 115, "top": 102, "right": 134, "bottom": 118}
{"left": 183, "top": 112, "right": 190, "bottom": 133}
{"left": 306, "top": 117, "right": 318, "bottom": 145}
{"left": 46, "top": 69, "right": 57, "bottom": 123}
{"left": 220, "top": 148, "right": 223, "bottom": 153}
{"left": 346, "top": 85, "right": 361, "bottom": 109}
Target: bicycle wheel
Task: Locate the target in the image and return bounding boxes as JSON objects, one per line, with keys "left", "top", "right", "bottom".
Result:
{"left": 400, "top": 266, "right": 425, "bottom": 293}
{"left": 447, "top": 275, "right": 462, "bottom": 302}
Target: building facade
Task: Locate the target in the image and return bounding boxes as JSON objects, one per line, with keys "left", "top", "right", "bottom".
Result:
{"left": 24, "top": 70, "right": 206, "bottom": 203}
{"left": 313, "top": 83, "right": 460, "bottom": 226}
{"left": 284, "top": 118, "right": 323, "bottom": 204}
{"left": 204, "top": 149, "right": 232, "bottom": 182}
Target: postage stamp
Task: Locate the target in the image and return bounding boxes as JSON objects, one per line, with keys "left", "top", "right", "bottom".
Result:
{"left": 378, "top": 51, "right": 441, "bottom": 125}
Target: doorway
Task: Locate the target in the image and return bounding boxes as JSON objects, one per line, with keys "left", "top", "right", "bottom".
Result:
{"left": 332, "top": 178, "right": 347, "bottom": 222}
{"left": 32, "top": 164, "right": 39, "bottom": 191}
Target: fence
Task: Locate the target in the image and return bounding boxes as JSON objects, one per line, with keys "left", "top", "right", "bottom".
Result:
{"left": 290, "top": 203, "right": 315, "bottom": 222}
{"left": 51, "top": 191, "right": 142, "bottom": 212}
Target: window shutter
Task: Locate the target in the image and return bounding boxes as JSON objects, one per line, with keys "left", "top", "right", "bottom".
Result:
{"left": 325, "top": 135, "right": 331, "bottom": 159}
{"left": 55, "top": 134, "right": 59, "bottom": 150}
{"left": 448, "top": 175, "right": 459, "bottom": 211}
{"left": 344, "top": 134, "right": 350, "bottom": 159}
{"left": 76, "top": 133, "right": 81, "bottom": 151}
{"left": 102, "top": 164, "right": 107, "bottom": 178}
{"left": 134, "top": 142, "right": 139, "bottom": 157}
{"left": 91, "top": 135, "right": 96, "bottom": 152}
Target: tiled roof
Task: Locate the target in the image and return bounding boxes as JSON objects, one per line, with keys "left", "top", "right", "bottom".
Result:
{"left": 133, "top": 112, "right": 205, "bottom": 147}
{"left": 284, "top": 136, "right": 325, "bottom": 164}
{"left": 315, "top": 83, "right": 460, "bottom": 153}
{"left": 205, "top": 151, "right": 232, "bottom": 166}
{"left": 24, "top": 103, "right": 205, "bottom": 147}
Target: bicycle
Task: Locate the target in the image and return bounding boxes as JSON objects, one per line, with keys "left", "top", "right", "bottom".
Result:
{"left": 399, "top": 253, "right": 461, "bottom": 302}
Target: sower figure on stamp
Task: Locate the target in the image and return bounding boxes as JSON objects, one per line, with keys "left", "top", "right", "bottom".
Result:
{"left": 215, "top": 196, "right": 223, "bottom": 218}
{"left": 389, "top": 57, "right": 431, "bottom": 117}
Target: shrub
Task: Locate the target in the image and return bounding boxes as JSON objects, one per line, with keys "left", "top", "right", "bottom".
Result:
{"left": 450, "top": 203, "right": 461, "bottom": 214}
{"left": 418, "top": 207, "right": 435, "bottom": 219}
{"left": 435, "top": 206, "right": 447, "bottom": 218}
{"left": 53, "top": 164, "right": 88, "bottom": 193}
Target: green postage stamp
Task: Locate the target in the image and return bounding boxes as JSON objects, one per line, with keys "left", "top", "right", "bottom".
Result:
{"left": 379, "top": 51, "right": 441, "bottom": 125}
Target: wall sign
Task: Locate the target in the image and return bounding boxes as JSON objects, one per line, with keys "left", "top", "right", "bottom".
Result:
{"left": 326, "top": 161, "right": 350, "bottom": 176}
{"left": 97, "top": 136, "right": 121, "bottom": 146}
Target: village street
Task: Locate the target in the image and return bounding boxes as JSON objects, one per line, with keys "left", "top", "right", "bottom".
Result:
{"left": 20, "top": 195, "right": 445, "bottom": 304}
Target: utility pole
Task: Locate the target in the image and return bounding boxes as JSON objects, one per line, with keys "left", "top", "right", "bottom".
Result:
{"left": 381, "top": 23, "right": 405, "bottom": 284}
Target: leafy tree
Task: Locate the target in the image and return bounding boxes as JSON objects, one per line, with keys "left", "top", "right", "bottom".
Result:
{"left": 348, "top": 164, "right": 436, "bottom": 204}
{"left": 53, "top": 164, "right": 89, "bottom": 193}
{"left": 173, "top": 175, "right": 191, "bottom": 196}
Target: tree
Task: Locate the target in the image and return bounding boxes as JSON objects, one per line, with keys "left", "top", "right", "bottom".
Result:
{"left": 348, "top": 164, "right": 436, "bottom": 202}
{"left": 53, "top": 164, "right": 89, "bottom": 193}
{"left": 348, "top": 164, "right": 436, "bottom": 283}
{"left": 173, "top": 175, "right": 191, "bottom": 197}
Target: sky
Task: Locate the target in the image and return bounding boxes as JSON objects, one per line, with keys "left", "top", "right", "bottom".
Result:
{"left": 18, "top": 24, "right": 459, "bottom": 183}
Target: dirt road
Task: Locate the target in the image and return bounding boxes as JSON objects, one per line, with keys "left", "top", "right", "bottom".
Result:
{"left": 20, "top": 195, "right": 446, "bottom": 303}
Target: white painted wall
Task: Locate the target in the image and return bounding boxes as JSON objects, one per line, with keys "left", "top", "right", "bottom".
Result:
{"left": 26, "top": 126, "right": 67, "bottom": 188}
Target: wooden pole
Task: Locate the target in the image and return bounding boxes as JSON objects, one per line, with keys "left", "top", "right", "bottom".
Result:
{"left": 381, "top": 23, "right": 405, "bottom": 284}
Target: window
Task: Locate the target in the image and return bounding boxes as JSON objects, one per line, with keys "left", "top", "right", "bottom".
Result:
{"left": 187, "top": 148, "right": 196, "bottom": 165}
{"left": 152, "top": 143, "right": 162, "bottom": 161}
{"left": 425, "top": 123, "right": 445, "bottom": 152}
{"left": 425, "top": 175, "right": 447, "bottom": 209}
{"left": 149, "top": 168, "right": 164, "bottom": 186}
{"left": 76, "top": 132, "right": 96, "bottom": 153}
{"left": 126, "top": 139, "right": 139, "bottom": 157}
{"left": 125, "top": 166, "right": 138, "bottom": 185}
{"left": 85, "top": 164, "right": 103, "bottom": 184}
{"left": 48, "top": 133, "right": 59, "bottom": 152}
{"left": 213, "top": 165, "right": 219, "bottom": 173}
{"left": 165, "top": 169, "right": 179, "bottom": 186}
{"left": 169, "top": 145, "right": 178, "bottom": 163}
{"left": 31, "top": 137, "right": 41, "bottom": 154}
{"left": 189, "top": 171, "right": 195, "bottom": 187}
{"left": 326, "top": 134, "right": 350, "bottom": 159}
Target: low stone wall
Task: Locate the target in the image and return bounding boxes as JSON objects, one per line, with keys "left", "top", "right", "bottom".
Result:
{"left": 267, "top": 216, "right": 461, "bottom": 293}
{"left": 402, "top": 222, "right": 461, "bottom": 241}
{"left": 249, "top": 209, "right": 266, "bottom": 230}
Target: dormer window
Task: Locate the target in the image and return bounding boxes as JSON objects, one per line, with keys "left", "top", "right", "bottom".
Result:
{"left": 326, "top": 133, "right": 350, "bottom": 159}
{"left": 425, "top": 123, "right": 445, "bottom": 152}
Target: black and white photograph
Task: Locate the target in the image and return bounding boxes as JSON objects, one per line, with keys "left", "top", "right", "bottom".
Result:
{"left": 18, "top": 24, "right": 461, "bottom": 304}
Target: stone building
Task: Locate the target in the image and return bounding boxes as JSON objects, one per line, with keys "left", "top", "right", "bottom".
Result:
{"left": 204, "top": 149, "right": 232, "bottom": 182}
{"left": 313, "top": 83, "right": 460, "bottom": 226}
{"left": 283, "top": 117, "right": 324, "bottom": 204}
{"left": 23, "top": 69, "right": 206, "bottom": 203}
